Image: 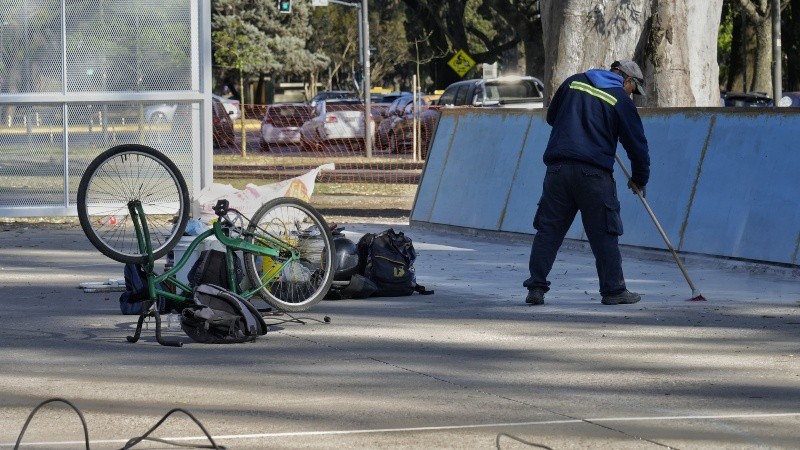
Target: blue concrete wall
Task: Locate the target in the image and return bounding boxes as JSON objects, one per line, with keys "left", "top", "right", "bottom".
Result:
{"left": 412, "top": 108, "right": 800, "bottom": 266}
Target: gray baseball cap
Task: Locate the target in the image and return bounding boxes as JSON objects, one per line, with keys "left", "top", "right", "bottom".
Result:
{"left": 611, "top": 60, "right": 645, "bottom": 96}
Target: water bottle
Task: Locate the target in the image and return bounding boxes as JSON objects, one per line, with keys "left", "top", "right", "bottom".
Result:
{"left": 166, "top": 312, "right": 180, "bottom": 330}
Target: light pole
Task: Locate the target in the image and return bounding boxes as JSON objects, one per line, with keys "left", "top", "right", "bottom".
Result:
{"left": 361, "top": 0, "right": 371, "bottom": 157}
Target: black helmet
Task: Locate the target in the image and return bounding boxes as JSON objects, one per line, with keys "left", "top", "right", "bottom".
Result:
{"left": 333, "top": 236, "right": 359, "bottom": 281}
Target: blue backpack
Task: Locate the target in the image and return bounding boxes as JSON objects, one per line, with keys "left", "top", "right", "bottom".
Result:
{"left": 118, "top": 263, "right": 166, "bottom": 315}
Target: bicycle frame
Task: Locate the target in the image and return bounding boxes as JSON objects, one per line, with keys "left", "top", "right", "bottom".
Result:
{"left": 125, "top": 200, "right": 300, "bottom": 346}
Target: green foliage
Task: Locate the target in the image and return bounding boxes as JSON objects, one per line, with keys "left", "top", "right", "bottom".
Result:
{"left": 718, "top": 4, "right": 735, "bottom": 84}
{"left": 207, "top": 0, "right": 800, "bottom": 97}
{"left": 464, "top": 0, "right": 496, "bottom": 53}
{"left": 213, "top": 16, "right": 270, "bottom": 74}
{"left": 212, "top": 0, "right": 328, "bottom": 93}
{"left": 369, "top": 3, "right": 412, "bottom": 88}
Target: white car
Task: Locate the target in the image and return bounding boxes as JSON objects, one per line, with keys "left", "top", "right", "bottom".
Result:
{"left": 259, "top": 103, "right": 314, "bottom": 151}
{"left": 300, "top": 100, "right": 376, "bottom": 152}
{"left": 213, "top": 94, "right": 240, "bottom": 120}
{"left": 143, "top": 103, "right": 179, "bottom": 123}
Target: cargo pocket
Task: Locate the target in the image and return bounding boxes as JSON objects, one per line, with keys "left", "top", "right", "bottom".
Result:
{"left": 604, "top": 199, "right": 623, "bottom": 235}
{"left": 532, "top": 199, "right": 543, "bottom": 230}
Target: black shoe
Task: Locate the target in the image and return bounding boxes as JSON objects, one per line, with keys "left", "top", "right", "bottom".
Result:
{"left": 601, "top": 290, "right": 641, "bottom": 305}
{"left": 525, "top": 288, "right": 545, "bottom": 305}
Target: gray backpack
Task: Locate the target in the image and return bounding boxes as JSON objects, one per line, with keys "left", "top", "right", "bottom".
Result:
{"left": 180, "top": 284, "right": 267, "bottom": 344}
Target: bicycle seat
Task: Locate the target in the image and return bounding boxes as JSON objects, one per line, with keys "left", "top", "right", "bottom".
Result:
{"left": 213, "top": 199, "right": 230, "bottom": 217}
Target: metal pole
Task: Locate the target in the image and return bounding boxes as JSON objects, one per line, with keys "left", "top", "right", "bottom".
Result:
{"left": 615, "top": 155, "right": 704, "bottom": 300}
{"left": 412, "top": 74, "right": 418, "bottom": 162}
{"left": 772, "top": 0, "right": 782, "bottom": 103}
{"left": 361, "top": 0, "right": 372, "bottom": 157}
{"left": 361, "top": 0, "right": 373, "bottom": 158}
{"left": 357, "top": 5, "right": 363, "bottom": 68}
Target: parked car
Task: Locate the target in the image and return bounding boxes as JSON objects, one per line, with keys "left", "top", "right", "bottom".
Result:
{"left": 386, "top": 102, "right": 441, "bottom": 158}
{"left": 375, "top": 95, "right": 416, "bottom": 150}
{"left": 213, "top": 94, "right": 240, "bottom": 119}
{"left": 212, "top": 97, "right": 235, "bottom": 148}
{"left": 259, "top": 103, "right": 314, "bottom": 151}
{"left": 371, "top": 91, "right": 412, "bottom": 104}
{"left": 370, "top": 92, "right": 410, "bottom": 128}
{"left": 309, "top": 90, "right": 359, "bottom": 104}
{"left": 438, "top": 75, "right": 545, "bottom": 109}
{"left": 720, "top": 91, "right": 773, "bottom": 107}
{"left": 144, "top": 103, "right": 179, "bottom": 123}
{"left": 777, "top": 91, "right": 800, "bottom": 107}
{"left": 299, "top": 99, "right": 375, "bottom": 152}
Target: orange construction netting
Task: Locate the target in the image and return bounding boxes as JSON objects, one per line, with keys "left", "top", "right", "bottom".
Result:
{"left": 213, "top": 102, "right": 446, "bottom": 185}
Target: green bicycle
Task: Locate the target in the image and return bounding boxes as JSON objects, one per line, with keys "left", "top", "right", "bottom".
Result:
{"left": 77, "top": 144, "right": 335, "bottom": 346}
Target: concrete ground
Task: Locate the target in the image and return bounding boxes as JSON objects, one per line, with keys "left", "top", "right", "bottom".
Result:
{"left": 0, "top": 220, "right": 798, "bottom": 449}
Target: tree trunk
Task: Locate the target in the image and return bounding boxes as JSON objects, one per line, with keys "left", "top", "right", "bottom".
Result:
{"left": 540, "top": 0, "right": 722, "bottom": 107}
{"left": 685, "top": 0, "right": 723, "bottom": 105}
{"left": 644, "top": 0, "right": 695, "bottom": 106}
{"left": 726, "top": 4, "right": 748, "bottom": 92}
{"left": 737, "top": 0, "right": 772, "bottom": 94}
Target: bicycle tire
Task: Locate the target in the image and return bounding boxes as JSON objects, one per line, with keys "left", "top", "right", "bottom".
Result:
{"left": 77, "top": 144, "right": 190, "bottom": 264}
{"left": 243, "top": 197, "right": 334, "bottom": 312}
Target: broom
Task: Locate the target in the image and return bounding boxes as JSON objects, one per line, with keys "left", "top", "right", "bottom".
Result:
{"left": 615, "top": 155, "right": 706, "bottom": 301}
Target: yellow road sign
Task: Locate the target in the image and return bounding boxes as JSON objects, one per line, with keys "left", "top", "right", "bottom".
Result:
{"left": 448, "top": 50, "right": 476, "bottom": 78}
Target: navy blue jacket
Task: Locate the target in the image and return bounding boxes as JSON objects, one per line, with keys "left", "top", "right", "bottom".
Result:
{"left": 544, "top": 70, "right": 650, "bottom": 186}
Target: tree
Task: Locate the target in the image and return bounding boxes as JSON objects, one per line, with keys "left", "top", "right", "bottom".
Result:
{"left": 540, "top": 0, "right": 722, "bottom": 107}
{"left": 308, "top": 4, "right": 360, "bottom": 92}
{"left": 399, "top": 0, "right": 532, "bottom": 88}
{"left": 368, "top": 1, "right": 412, "bottom": 89}
{"left": 476, "top": 0, "right": 545, "bottom": 78}
{"left": 646, "top": 0, "right": 694, "bottom": 106}
{"left": 735, "top": 0, "right": 775, "bottom": 94}
{"left": 307, "top": 1, "right": 409, "bottom": 94}
{"left": 212, "top": 16, "right": 264, "bottom": 156}
{"left": 212, "top": 0, "right": 328, "bottom": 102}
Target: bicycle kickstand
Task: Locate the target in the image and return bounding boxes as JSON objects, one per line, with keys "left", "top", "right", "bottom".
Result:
{"left": 126, "top": 313, "right": 146, "bottom": 343}
{"left": 126, "top": 302, "right": 182, "bottom": 347}
{"left": 154, "top": 311, "right": 182, "bottom": 347}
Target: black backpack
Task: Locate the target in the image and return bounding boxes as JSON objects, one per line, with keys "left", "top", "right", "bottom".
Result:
{"left": 180, "top": 284, "right": 268, "bottom": 344}
{"left": 187, "top": 249, "right": 245, "bottom": 290}
{"left": 357, "top": 229, "right": 433, "bottom": 297}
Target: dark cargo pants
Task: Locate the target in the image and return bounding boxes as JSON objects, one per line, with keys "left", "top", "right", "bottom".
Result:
{"left": 523, "top": 162, "right": 627, "bottom": 296}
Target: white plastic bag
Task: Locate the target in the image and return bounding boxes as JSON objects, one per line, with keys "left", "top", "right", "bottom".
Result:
{"left": 193, "top": 163, "right": 334, "bottom": 221}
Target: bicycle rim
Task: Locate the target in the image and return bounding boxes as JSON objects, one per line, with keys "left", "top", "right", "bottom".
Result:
{"left": 244, "top": 197, "right": 334, "bottom": 312}
{"left": 77, "top": 144, "right": 190, "bottom": 264}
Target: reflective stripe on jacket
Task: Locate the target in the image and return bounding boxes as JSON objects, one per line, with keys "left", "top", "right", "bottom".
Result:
{"left": 544, "top": 70, "right": 650, "bottom": 187}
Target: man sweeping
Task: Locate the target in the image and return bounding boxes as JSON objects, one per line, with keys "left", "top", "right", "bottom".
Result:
{"left": 523, "top": 59, "right": 651, "bottom": 306}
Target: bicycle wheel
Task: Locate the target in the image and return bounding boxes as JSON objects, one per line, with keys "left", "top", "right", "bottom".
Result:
{"left": 243, "top": 197, "right": 334, "bottom": 312}
{"left": 77, "top": 144, "right": 190, "bottom": 264}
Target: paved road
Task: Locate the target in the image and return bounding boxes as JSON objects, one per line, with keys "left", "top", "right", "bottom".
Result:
{"left": 0, "top": 221, "right": 798, "bottom": 449}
